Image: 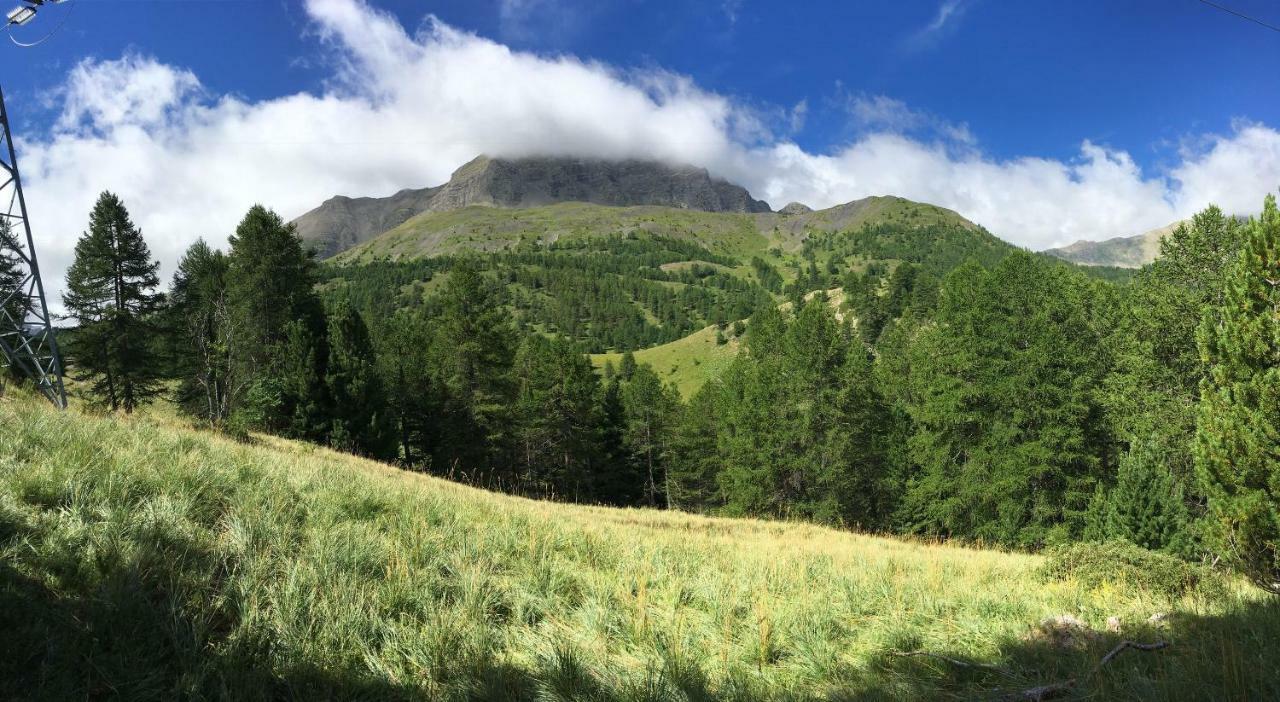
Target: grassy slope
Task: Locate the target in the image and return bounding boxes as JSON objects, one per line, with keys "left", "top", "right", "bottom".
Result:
{"left": 591, "top": 289, "right": 847, "bottom": 399}
{"left": 2, "top": 393, "right": 1277, "bottom": 701}
{"left": 591, "top": 324, "right": 743, "bottom": 398}
{"left": 334, "top": 203, "right": 770, "bottom": 263}
{"left": 333, "top": 197, "right": 979, "bottom": 264}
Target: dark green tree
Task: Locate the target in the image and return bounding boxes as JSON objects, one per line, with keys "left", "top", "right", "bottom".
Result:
{"left": 594, "top": 377, "right": 642, "bottom": 505}
{"left": 621, "top": 364, "right": 679, "bottom": 507}
{"left": 326, "top": 301, "right": 392, "bottom": 457}
{"left": 0, "top": 219, "right": 23, "bottom": 330}
{"left": 0, "top": 220, "right": 26, "bottom": 386}
{"left": 716, "top": 298, "right": 893, "bottom": 527}
{"left": 376, "top": 307, "right": 441, "bottom": 468}
{"left": 1085, "top": 436, "right": 1191, "bottom": 554}
{"left": 169, "top": 239, "right": 233, "bottom": 425}
{"left": 512, "top": 334, "right": 601, "bottom": 499}
{"left": 899, "top": 253, "right": 1109, "bottom": 547}
{"left": 225, "top": 205, "right": 330, "bottom": 438}
{"left": 666, "top": 382, "right": 724, "bottom": 512}
{"left": 619, "top": 350, "right": 637, "bottom": 381}
{"left": 1101, "top": 205, "right": 1246, "bottom": 496}
{"left": 431, "top": 260, "right": 515, "bottom": 473}
{"left": 61, "top": 192, "right": 162, "bottom": 413}
{"left": 1195, "top": 194, "right": 1280, "bottom": 594}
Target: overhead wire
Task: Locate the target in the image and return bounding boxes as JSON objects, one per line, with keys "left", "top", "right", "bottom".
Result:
{"left": 1197, "top": 0, "right": 1280, "bottom": 34}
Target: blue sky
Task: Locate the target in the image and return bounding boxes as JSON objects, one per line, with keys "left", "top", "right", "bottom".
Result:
{"left": 5, "top": 1, "right": 1278, "bottom": 168}
{"left": 4, "top": 0, "right": 1280, "bottom": 298}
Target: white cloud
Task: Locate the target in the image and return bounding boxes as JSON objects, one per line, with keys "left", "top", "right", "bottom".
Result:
{"left": 13, "top": 0, "right": 1280, "bottom": 313}
{"left": 925, "top": 0, "right": 965, "bottom": 34}
{"left": 904, "top": 0, "right": 970, "bottom": 51}
{"left": 846, "top": 93, "right": 975, "bottom": 145}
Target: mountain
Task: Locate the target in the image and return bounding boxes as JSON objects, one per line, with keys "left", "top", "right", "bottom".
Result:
{"left": 1043, "top": 221, "right": 1181, "bottom": 268}
{"left": 293, "top": 155, "right": 771, "bottom": 258}
{"left": 292, "top": 186, "right": 442, "bottom": 260}
{"left": 333, "top": 194, "right": 982, "bottom": 263}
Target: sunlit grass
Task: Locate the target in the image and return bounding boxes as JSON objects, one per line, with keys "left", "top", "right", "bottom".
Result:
{"left": 1, "top": 391, "right": 1276, "bottom": 700}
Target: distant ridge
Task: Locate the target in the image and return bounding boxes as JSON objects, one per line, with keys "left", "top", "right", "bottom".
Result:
{"left": 1043, "top": 221, "right": 1182, "bottom": 269}
{"left": 293, "top": 155, "right": 771, "bottom": 258}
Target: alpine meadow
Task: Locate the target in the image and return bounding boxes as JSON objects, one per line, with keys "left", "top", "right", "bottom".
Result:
{"left": 3, "top": 1, "right": 1280, "bottom": 700}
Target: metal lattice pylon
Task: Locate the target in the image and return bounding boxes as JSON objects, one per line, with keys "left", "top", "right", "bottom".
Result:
{"left": 0, "top": 84, "right": 67, "bottom": 408}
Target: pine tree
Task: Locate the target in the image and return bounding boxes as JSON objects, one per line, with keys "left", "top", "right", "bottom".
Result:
{"left": 61, "top": 192, "right": 162, "bottom": 412}
{"left": 1195, "top": 194, "right": 1280, "bottom": 594}
{"left": 0, "top": 219, "right": 24, "bottom": 329}
{"left": 621, "top": 364, "right": 678, "bottom": 507}
{"left": 594, "top": 377, "right": 641, "bottom": 505}
{"left": 169, "top": 239, "right": 233, "bottom": 425}
{"left": 0, "top": 220, "right": 26, "bottom": 386}
{"left": 666, "top": 383, "right": 723, "bottom": 511}
{"left": 377, "top": 307, "right": 441, "bottom": 468}
{"left": 432, "top": 260, "right": 515, "bottom": 473}
{"left": 225, "top": 205, "right": 330, "bottom": 437}
{"left": 326, "top": 301, "right": 392, "bottom": 457}
{"left": 512, "top": 335, "right": 601, "bottom": 498}
{"left": 619, "top": 351, "right": 637, "bottom": 381}
{"left": 716, "top": 298, "right": 892, "bottom": 526}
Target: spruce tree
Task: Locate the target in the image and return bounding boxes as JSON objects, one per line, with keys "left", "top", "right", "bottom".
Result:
{"left": 512, "top": 335, "right": 601, "bottom": 498}
{"left": 1097, "top": 437, "right": 1191, "bottom": 553}
{"left": 378, "top": 307, "right": 441, "bottom": 467}
{"left": 0, "top": 219, "right": 23, "bottom": 329}
{"left": 1195, "top": 194, "right": 1280, "bottom": 593}
{"left": 900, "top": 253, "right": 1108, "bottom": 547}
{"left": 666, "top": 383, "right": 723, "bottom": 511}
{"left": 61, "top": 192, "right": 162, "bottom": 412}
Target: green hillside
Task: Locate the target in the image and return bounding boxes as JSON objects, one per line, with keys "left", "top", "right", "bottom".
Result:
{"left": 320, "top": 197, "right": 1023, "bottom": 355}
{"left": 2, "top": 393, "right": 1277, "bottom": 700}
{"left": 591, "top": 289, "right": 848, "bottom": 398}
{"left": 591, "top": 323, "right": 743, "bottom": 398}
{"left": 332, "top": 196, "right": 981, "bottom": 264}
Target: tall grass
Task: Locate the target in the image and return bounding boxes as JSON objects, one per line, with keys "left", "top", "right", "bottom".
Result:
{"left": 1, "top": 393, "right": 1276, "bottom": 700}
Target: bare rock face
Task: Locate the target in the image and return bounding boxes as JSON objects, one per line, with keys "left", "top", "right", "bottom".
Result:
{"left": 778, "top": 202, "right": 813, "bottom": 215}
{"left": 293, "top": 155, "right": 771, "bottom": 258}
{"left": 291, "top": 186, "right": 441, "bottom": 260}
{"left": 428, "top": 155, "right": 772, "bottom": 214}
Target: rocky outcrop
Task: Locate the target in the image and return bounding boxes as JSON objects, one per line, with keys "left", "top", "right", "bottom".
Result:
{"left": 778, "top": 202, "right": 813, "bottom": 215}
{"left": 292, "top": 186, "right": 441, "bottom": 259}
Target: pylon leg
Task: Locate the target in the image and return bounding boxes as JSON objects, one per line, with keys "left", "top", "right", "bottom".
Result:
{"left": 0, "top": 84, "right": 68, "bottom": 409}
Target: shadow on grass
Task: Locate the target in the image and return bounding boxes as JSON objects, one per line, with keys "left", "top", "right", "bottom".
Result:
{"left": 2, "top": 494, "right": 1277, "bottom": 701}
{"left": 857, "top": 597, "right": 1280, "bottom": 701}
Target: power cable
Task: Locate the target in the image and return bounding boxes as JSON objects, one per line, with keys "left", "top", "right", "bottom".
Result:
{"left": 1198, "top": 0, "right": 1280, "bottom": 34}
{"left": 6, "top": 0, "right": 76, "bottom": 48}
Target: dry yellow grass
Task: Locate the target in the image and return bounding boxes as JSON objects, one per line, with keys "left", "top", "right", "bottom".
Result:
{"left": 1, "top": 392, "right": 1277, "bottom": 700}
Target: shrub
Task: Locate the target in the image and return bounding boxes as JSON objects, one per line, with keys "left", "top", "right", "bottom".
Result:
{"left": 1039, "top": 540, "right": 1224, "bottom": 600}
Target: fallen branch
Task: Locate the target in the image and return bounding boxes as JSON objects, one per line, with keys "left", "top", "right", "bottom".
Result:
{"left": 890, "top": 650, "right": 1019, "bottom": 680}
{"left": 1094, "top": 640, "right": 1169, "bottom": 670}
{"left": 996, "top": 639, "right": 1170, "bottom": 702}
